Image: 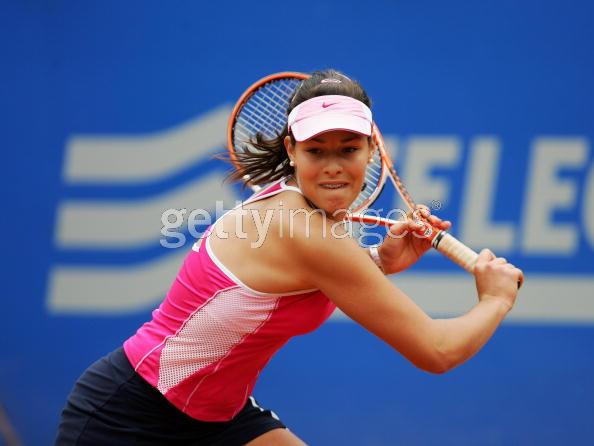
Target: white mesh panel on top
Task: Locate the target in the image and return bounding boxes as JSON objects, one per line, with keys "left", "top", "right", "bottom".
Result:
{"left": 157, "top": 287, "right": 280, "bottom": 394}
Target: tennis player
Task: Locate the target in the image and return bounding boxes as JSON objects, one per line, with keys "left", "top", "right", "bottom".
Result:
{"left": 55, "top": 69, "right": 523, "bottom": 445}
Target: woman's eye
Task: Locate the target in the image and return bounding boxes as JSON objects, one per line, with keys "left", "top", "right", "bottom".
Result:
{"left": 306, "top": 148, "right": 321, "bottom": 155}
{"left": 344, "top": 147, "right": 359, "bottom": 154}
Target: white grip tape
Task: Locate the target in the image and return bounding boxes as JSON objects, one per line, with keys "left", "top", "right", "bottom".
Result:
{"left": 433, "top": 232, "right": 478, "bottom": 273}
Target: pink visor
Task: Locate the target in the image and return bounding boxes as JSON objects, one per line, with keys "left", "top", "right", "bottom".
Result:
{"left": 287, "top": 95, "right": 372, "bottom": 142}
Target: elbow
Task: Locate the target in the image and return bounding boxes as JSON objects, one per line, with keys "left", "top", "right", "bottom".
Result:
{"left": 415, "top": 345, "right": 459, "bottom": 375}
{"left": 423, "top": 355, "right": 453, "bottom": 375}
{"left": 402, "top": 348, "right": 456, "bottom": 375}
{"left": 421, "top": 321, "right": 462, "bottom": 374}
{"left": 416, "top": 354, "right": 457, "bottom": 375}
{"left": 387, "top": 320, "right": 463, "bottom": 374}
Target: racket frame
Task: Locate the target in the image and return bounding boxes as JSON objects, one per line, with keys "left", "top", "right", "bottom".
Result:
{"left": 226, "top": 72, "right": 492, "bottom": 277}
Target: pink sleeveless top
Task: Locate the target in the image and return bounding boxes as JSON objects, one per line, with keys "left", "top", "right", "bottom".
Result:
{"left": 123, "top": 179, "right": 336, "bottom": 421}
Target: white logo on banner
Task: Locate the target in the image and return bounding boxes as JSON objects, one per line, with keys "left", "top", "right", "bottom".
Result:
{"left": 47, "top": 111, "right": 594, "bottom": 322}
{"left": 47, "top": 105, "right": 237, "bottom": 313}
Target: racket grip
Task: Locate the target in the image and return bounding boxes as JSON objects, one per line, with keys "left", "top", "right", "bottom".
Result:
{"left": 431, "top": 231, "right": 478, "bottom": 274}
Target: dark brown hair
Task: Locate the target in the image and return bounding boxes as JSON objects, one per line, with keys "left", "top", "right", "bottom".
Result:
{"left": 227, "top": 69, "right": 372, "bottom": 188}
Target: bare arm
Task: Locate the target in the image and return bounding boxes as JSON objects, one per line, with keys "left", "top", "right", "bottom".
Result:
{"left": 431, "top": 298, "right": 509, "bottom": 372}
{"left": 290, "top": 213, "right": 522, "bottom": 373}
{"left": 431, "top": 252, "right": 523, "bottom": 370}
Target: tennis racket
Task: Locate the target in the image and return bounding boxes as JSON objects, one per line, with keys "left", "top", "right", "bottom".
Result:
{"left": 227, "top": 72, "right": 505, "bottom": 278}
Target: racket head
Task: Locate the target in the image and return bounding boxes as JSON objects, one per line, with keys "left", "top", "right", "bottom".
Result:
{"left": 227, "top": 72, "right": 387, "bottom": 213}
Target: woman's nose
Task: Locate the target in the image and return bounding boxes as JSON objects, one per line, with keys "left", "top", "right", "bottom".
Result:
{"left": 323, "top": 157, "right": 343, "bottom": 176}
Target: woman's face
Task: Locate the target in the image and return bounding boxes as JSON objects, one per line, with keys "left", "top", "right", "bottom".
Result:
{"left": 285, "top": 130, "right": 373, "bottom": 219}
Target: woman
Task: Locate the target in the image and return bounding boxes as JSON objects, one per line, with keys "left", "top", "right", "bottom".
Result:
{"left": 56, "top": 70, "right": 523, "bottom": 445}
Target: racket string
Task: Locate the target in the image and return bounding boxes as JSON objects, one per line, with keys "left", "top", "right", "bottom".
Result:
{"left": 234, "top": 78, "right": 300, "bottom": 153}
{"left": 240, "top": 102, "right": 283, "bottom": 137}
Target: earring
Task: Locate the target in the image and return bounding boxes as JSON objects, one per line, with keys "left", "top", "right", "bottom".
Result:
{"left": 367, "top": 157, "right": 373, "bottom": 164}
{"left": 289, "top": 160, "right": 295, "bottom": 167}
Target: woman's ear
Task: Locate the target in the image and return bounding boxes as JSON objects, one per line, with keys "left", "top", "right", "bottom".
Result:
{"left": 284, "top": 135, "right": 295, "bottom": 163}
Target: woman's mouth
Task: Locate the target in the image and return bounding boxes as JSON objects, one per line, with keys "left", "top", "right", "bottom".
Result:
{"left": 320, "top": 182, "right": 348, "bottom": 190}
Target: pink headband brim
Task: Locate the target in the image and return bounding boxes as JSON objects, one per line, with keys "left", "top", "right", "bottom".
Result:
{"left": 288, "top": 95, "right": 372, "bottom": 142}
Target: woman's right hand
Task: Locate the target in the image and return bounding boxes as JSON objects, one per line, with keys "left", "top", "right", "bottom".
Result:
{"left": 474, "top": 249, "right": 524, "bottom": 312}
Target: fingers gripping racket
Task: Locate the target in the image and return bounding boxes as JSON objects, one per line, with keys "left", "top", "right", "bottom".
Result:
{"left": 227, "top": 72, "right": 481, "bottom": 274}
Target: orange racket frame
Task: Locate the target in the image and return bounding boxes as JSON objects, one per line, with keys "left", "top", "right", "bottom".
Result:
{"left": 227, "top": 72, "right": 521, "bottom": 284}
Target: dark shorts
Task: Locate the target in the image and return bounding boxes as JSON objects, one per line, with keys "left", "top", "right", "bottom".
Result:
{"left": 55, "top": 348, "right": 286, "bottom": 445}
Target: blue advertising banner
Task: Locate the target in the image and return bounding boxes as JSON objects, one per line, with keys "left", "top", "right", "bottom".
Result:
{"left": 1, "top": 1, "right": 593, "bottom": 444}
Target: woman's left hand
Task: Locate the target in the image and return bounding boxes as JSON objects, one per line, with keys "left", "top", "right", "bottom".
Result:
{"left": 378, "top": 205, "right": 451, "bottom": 274}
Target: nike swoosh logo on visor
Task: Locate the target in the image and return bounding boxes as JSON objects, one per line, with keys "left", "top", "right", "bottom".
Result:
{"left": 322, "top": 102, "right": 335, "bottom": 108}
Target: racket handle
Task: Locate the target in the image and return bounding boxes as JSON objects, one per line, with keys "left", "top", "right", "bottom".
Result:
{"left": 431, "top": 231, "right": 478, "bottom": 274}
